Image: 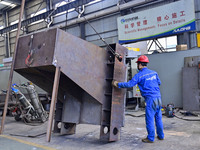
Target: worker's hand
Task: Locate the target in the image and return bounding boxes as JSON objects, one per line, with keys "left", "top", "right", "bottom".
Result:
{"left": 112, "top": 80, "right": 119, "bottom": 88}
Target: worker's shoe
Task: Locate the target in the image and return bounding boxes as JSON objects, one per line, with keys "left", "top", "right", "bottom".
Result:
{"left": 157, "top": 136, "right": 164, "bottom": 140}
{"left": 142, "top": 138, "right": 154, "bottom": 143}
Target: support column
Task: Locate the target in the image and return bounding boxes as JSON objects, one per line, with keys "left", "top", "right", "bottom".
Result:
{"left": 3, "top": 11, "right": 10, "bottom": 58}
{"left": 80, "top": 22, "right": 85, "bottom": 40}
{"left": 0, "top": 0, "right": 26, "bottom": 134}
{"left": 177, "top": 32, "right": 191, "bottom": 49}
{"left": 46, "top": 66, "right": 61, "bottom": 142}
{"left": 46, "top": 0, "right": 52, "bottom": 11}
{"left": 23, "top": 4, "right": 28, "bottom": 34}
{"left": 46, "top": 0, "right": 53, "bottom": 28}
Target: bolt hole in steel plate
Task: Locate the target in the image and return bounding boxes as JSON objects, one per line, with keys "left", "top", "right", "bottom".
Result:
{"left": 64, "top": 123, "right": 71, "bottom": 129}
{"left": 103, "top": 126, "right": 109, "bottom": 134}
{"left": 45, "top": 57, "right": 48, "bottom": 63}
{"left": 38, "top": 44, "right": 42, "bottom": 49}
{"left": 57, "top": 122, "right": 62, "bottom": 129}
{"left": 113, "top": 127, "right": 118, "bottom": 135}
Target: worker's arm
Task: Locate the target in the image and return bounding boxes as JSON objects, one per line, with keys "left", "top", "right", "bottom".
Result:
{"left": 156, "top": 73, "right": 161, "bottom": 86}
{"left": 118, "top": 74, "right": 139, "bottom": 88}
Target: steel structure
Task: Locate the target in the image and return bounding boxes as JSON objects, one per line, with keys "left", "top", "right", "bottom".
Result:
{"left": 0, "top": 0, "right": 26, "bottom": 134}
{"left": 13, "top": 28, "right": 127, "bottom": 141}
{"left": 0, "top": 0, "right": 96, "bottom": 34}
{"left": 1, "top": 0, "right": 200, "bottom": 64}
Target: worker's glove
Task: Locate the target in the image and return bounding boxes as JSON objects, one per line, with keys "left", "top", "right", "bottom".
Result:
{"left": 112, "top": 80, "right": 119, "bottom": 88}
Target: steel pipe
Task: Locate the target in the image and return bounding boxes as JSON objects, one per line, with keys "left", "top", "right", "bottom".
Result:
{"left": 0, "top": 0, "right": 26, "bottom": 134}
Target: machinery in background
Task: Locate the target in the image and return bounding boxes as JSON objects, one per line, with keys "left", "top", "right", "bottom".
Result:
{"left": 125, "top": 58, "right": 143, "bottom": 110}
{"left": 183, "top": 56, "right": 200, "bottom": 111}
{"left": 10, "top": 82, "right": 48, "bottom": 123}
{"left": 165, "top": 104, "right": 175, "bottom": 118}
{"left": 0, "top": 64, "right": 49, "bottom": 116}
{"left": 123, "top": 45, "right": 143, "bottom": 109}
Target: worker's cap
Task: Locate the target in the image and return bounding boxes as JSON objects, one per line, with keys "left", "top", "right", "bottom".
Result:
{"left": 136, "top": 55, "right": 149, "bottom": 63}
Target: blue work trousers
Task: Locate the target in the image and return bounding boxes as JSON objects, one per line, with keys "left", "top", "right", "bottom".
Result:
{"left": 145, "top": 97, "right": 164, "bottom": 141}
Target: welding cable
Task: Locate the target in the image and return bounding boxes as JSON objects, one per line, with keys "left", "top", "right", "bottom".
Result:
{"left": 125, "top": 113, "right": 145, "bottom": 117}
{"left": 24, "top": 122, "right": 45, "bottom": 126}
{"left": 78, "top": 11, "right": 123, "bottom": 61}
{"left": 10, "top": 132, "right": 46, "bottom": 138}
{"left": 174, "top": 114, "right": 200, "bottom": 121}
{"left": 22, "top": 115, "right": 45, "bottom": 126}
{"left": 75, "top": 8, "right": 116, "bottom": 56}
{"left": 70, "top": 2, "right": 123, "bottom": 62}
{"left": 79, "top": 13, "right": 118, "bottom": 56}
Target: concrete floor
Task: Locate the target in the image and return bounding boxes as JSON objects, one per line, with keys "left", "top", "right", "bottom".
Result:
{"left": 0, "top": 111, "right": 200, "bottom": 150}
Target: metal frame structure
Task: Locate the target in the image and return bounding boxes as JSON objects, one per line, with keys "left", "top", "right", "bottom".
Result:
{"left": 147, "top": 39, "right": 166, "bottom": 52}
{"left": 2, "top": 0, "right": 21, "bottom": 5}
{"left": 0, "top": 0, "right": 26, "bottom": 134}
{"left": 0, "top": 0, "right": 199, "bottom": 64}
{"left": 0, "top": 0, "right": 96, "bottom": 34}
{"left": 11, "top": 28, "right": 127, "bottom": 142}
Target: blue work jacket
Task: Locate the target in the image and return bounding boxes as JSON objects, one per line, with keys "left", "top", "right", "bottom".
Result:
{"left": 118, "top": 67, "right": 161, "bottom": 98}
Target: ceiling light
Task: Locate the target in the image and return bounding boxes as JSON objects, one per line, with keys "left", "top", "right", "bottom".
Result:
{"left": 0, "top": 1, "right": 12, "bottom": 6}
{"left": 0, "top": 1, "right": 16, "bottom": 8}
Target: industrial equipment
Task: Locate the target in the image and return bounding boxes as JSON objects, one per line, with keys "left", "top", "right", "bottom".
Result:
{"left": 165, "top": 104, "right": 175, "bottom": 118}
{"left": 183, "top": 56, "right": 200, "bottom": 111}
{"left": 125, "top": 58, "right": 143, "bottom": 110}
{"left": 10, "top": 83, "right": 48, "bottom": 123}
{"left": 14, "top": 28, "right": 127, "bottom": 141}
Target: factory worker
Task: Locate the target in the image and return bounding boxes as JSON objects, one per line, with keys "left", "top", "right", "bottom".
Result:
{"left": 112, "top": 55, "right": 164, "bottom": 143}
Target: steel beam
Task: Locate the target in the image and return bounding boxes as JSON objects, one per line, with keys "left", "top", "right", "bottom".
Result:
{"left": 46, "top": 66, "right": 61, "bottom": 142}
{"left": 0, "top": 0, "right": 96, "bottom": 34}
{"left": 3, "top": 11, "right": 9, "bottom": 58}
{"left": 46, "top": 0, "right": 52, "bottom": 11}
{"left": 2, "top": 0, "right": 21, "bottom": 5}
{"left": 0, "top": 0, "right": 26, "bottom": 134}
{"left": 80, "top": 23, "right": 85, "bottom": 40}
{"left": 23, "top": 2, "right": 28, "bottom": 34}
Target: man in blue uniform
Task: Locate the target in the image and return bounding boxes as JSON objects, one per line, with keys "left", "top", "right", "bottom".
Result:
{"left": 112, "top": 55, "right": 164, "bottom": 143}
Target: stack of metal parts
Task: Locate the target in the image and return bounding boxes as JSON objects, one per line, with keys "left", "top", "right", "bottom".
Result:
{"left": 14, "top": 28, "right": 127, "bottom": 141}
{"left": 182, "top": 56, "right": 200, "bottom": 111}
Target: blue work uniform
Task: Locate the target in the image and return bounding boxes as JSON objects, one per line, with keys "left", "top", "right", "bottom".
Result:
{"left": 118, "top": 67, "right": 164, "bottom": 141}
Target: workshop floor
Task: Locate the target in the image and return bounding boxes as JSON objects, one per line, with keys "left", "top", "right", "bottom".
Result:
{"left": 0, "top": 111, "right": 200, "bottom": 150}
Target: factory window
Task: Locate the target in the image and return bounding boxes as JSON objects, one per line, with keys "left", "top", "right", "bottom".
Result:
{"left": 10, "top": 20, "right": 19, "bottom": 25}
{"left": 54, "top": 8, "right": 75, "bottom": 17}
{"left": 55, "top": 0, "right": 101, "bottom": 8}
{"left": 147, "top": 36, "right": 177, "bottom": 53}
{"left": 31, "top": 8, "right": 47, "bottom": 17}
{"left": 53, "top": 0, "right": 75, "bottom": 16}
{"left": 54, "top": 0, "right": 102, "bottom": 17}
{"left": 55, "top": 0, "right": 76, "bottom": 8}
{"left": 29, "top": 8, "right": 47, "bottom": 25}
{"left": 0, "top": 1, "right": 16, "bottom": 8}
{"left": 87, "top": 0, "right": 102, "bottom": 5}
{"left": 55, "top": 1, "right": 67, "bottom": 8}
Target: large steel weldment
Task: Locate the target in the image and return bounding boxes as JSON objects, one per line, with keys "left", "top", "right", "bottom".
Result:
{"left": 14, "top": 28, "right": 127, "bottom": 141}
